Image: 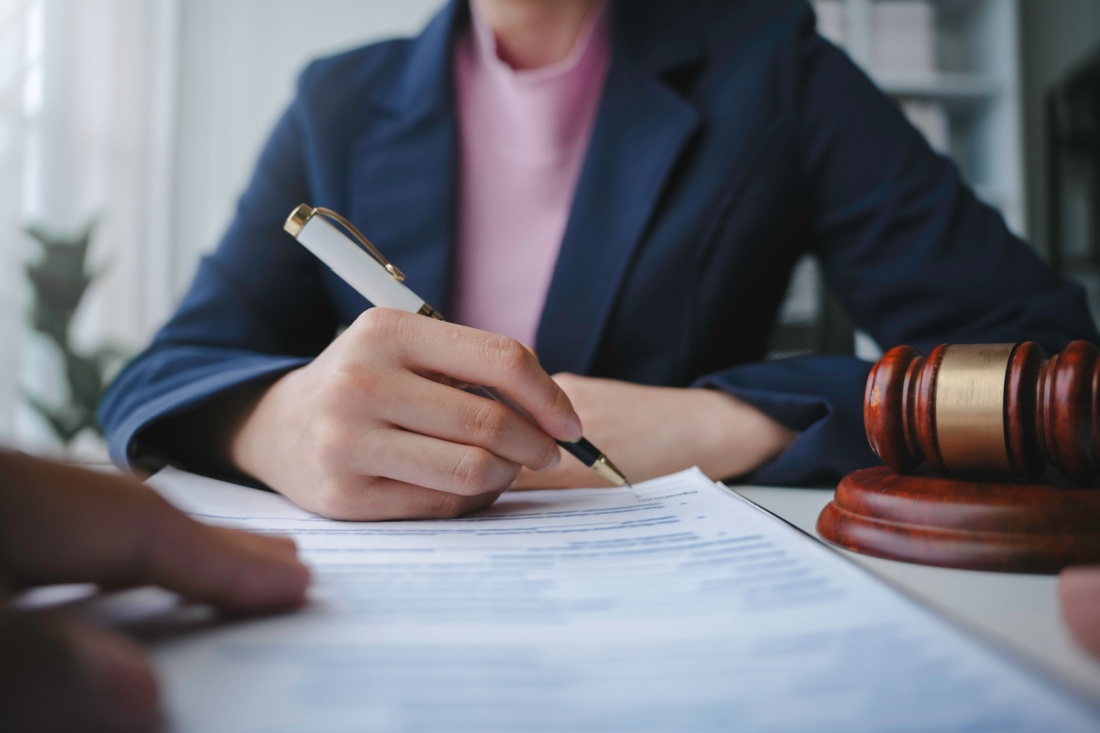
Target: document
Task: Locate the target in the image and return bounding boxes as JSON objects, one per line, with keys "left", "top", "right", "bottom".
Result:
{"left": 144, "top": 468, "right": 1098, "bottom": 732}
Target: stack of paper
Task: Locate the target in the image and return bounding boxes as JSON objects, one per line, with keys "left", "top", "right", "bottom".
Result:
{"left": 144, "top": 468, "right": 1098, "bottom": 732}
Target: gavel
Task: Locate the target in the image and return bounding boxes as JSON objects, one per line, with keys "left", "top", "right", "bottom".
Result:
{"left": 864, "top": 340, "right": 1100, "bottom": 485}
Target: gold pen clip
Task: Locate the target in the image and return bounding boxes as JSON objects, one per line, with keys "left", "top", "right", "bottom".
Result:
{"left": 284, "top": 204, "right": 406, "bottom": 282}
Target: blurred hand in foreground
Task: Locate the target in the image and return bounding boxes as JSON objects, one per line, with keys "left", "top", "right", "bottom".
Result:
{"left": 0, "top": 452, "right": 311, "bottom": 733}
{"left": 1060, "top": 566, "right": 1100, "bottom": 660}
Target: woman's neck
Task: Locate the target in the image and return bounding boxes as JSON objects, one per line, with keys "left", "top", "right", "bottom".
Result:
{"left": 472, "top": 0, "right": 601, "bottom": 70}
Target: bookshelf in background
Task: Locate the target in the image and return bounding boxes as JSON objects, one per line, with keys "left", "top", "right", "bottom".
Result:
{"left": 769, "top": 0, "right": 1025, "bottom": 360}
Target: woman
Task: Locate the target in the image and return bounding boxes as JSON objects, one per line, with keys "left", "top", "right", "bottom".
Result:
{"left": 100, "top": 0, "right": 1096, "bottom": 520}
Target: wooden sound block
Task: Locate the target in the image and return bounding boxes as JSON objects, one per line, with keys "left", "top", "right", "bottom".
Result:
{"left": 817, "top": 466, "right": 1100, "bottom": 574}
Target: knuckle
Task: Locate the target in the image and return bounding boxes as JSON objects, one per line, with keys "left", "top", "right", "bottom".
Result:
{"left": 357, "top": 425, "right": 390, "bottom": 465}
{"left": 320, "top": 366, "right": 366, "bottom": 406}
{"left": 428, "top": 491, "right": 468, "bottom": 520}
{"left": 354, "top": 306, "right": 400, "bottom": 341}
{"left": 536, "top": 439, "right": 561, "bottom": 470}
{"left": 354, "top": 366, "right": 385, "bottom": 398}
{"left": 487, "top": 336, "right": 531, "bottom": 378}
{"left": 313, "top": 481, "right": 356, "bottom": 520}
{"left": 451, "top": 448, "right": 493, "bottom": 495}
{"left": 391, "top": 306, "right": 428, "bottom": 344}
{"left": 470, "top": 402, "right": 508, "bottom": 447}
{"left": 314, "top": 363, "right": 352, "bottom": 402}
{"left": 320, "top": 352, "right": 387, "bottom": 403}
{"left": 313, "top": 421, "right": 356, "bottom": 467}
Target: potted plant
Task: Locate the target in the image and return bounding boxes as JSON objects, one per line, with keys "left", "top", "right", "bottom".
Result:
{"left": 22, "top": 221, "right": 127, "bottom": 453}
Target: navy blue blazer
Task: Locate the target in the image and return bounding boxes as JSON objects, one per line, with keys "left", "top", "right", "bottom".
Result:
{"left": 100, "top": 0, "right": 1097, "bottom": 485}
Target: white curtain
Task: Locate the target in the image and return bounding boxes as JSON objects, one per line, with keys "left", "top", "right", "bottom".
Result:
{"left": 0, "top": 0, "right": 444, "bottom": 459}
{"left": 0, "top": 0, "right": 180, "bottom": 457}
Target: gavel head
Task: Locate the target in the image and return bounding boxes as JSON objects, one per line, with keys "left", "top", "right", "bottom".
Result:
{"left": 864, "top": 341, "right": 1100, "bottom": 485}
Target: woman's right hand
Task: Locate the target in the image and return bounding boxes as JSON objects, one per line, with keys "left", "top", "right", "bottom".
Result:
{"left": 229, "top": 308, "right": 581, "bottom": 520}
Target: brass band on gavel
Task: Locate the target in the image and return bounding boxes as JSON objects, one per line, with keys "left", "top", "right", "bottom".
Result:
{"left": 933, "top": 344, "right": 1016, "bottom": 476}
{"left": 864, "top": 340, "right": 1100, "bottom": 485}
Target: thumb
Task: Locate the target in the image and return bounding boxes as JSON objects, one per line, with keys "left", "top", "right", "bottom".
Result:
{"left": 0, "top": 611, "right": 160, "bottom": 733}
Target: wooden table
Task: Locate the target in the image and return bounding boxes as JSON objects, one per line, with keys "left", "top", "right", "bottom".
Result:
{"left": 735, "top": 484, "right": 1100, "bottom": 703}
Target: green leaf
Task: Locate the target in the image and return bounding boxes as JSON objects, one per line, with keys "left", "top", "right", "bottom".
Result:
{"left": 20, "top": 218, "right": 116, "bottom": 445}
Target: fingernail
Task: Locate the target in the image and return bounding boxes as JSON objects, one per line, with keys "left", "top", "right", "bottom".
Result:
{"left": 258, "top": 558, "right": 313, "bottom": 608}
{"left": 544, "top": 448, "right": 562, "bottom": 471}
{"left": 565, "top": 415, "right": 583, "bottom": 442}
{"left": 72, "top": 626, "right": 161, "bottom": 732}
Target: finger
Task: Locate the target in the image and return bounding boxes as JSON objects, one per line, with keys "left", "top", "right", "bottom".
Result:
{"left": 512, "top": 452, "right": 614, "bottom": 490}
{"left": 0, "top": 611, "right": 159, "bottom": 733}
{"left": 376, "top": 373, "right": 561, "bottom": 471}
{"left": 1059, "top": 566, "right": 1100, "bottom": 659}
{"left": 97, "top": 532, "right": 298, "bottom": 595}
{"left": 132, "top": 522, "right": 312, "bottom": 613}
{"left": 351, "top": 309, "right": 582, "bottom": 442}
{"left": 259, "top": 534, "right": 301, "bottom": 554}
{"left": 308, "top": 477, "right": 504, "bottom": 521}
{"left": 102, "top": 526, "right": 309, "bottom": 614}
{"left": 0, "top": 453, "right": 310, "bottom": 612}
{"left": 357, "top": 428, "right": 521, "bottom": 497}
{"left": 210, "top": 527, "right": 300, "bottom": 557}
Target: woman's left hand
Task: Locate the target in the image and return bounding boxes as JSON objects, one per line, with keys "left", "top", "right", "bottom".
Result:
{"left": 512, "top": 374, "right": 798, "bottom": 489}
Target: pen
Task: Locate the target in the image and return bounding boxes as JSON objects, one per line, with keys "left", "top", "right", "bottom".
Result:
{"left": 283, "top": 204, "right": 631, "bottom": 487}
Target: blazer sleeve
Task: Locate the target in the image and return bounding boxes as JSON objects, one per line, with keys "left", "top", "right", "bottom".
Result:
{"left": 98, "top": 71, "right": 339, "bottom": 473}
{"left": 695, "top": 3, "right": 1099, "bottom": 486}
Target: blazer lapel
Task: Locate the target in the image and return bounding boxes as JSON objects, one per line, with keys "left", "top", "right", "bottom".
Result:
{"left": 535, "top": 0, "right": 703, "bottom": 375}
{"left": 342, "top": 0, "right": 704, "bottom": 359}
{"left": 344, "top": 1, "right": 463, "bottom": 315}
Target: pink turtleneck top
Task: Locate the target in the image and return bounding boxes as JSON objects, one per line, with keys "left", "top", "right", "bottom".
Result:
{"left": 451, "top": 1, "right": 610, "bottom": 346}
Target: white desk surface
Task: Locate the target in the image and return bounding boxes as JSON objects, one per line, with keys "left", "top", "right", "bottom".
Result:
{"left": 734, "top": 484, "right": 1100, "bottom": 703}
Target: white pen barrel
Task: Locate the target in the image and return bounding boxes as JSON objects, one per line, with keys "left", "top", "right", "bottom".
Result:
{"left": 295, "top": 214, "right": 425, "bottom": 314}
